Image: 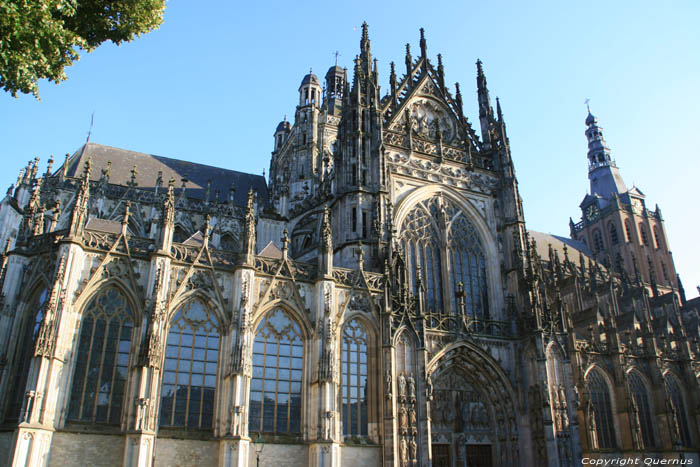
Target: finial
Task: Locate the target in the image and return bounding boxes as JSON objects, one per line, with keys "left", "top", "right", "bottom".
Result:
{"left": 476, "top": 58, "right": 483, "bottom": 75}
{"left": 419, "top": 28, "right": 426, "bottom": 58}
{"left": 128, "top": 165, "right": 138, "bottom": 187}
{"left": 122, "top": 201, "right": 131, "bottom": 227}
{"left": 334, "top": 50, "right": 340, "bottom": 66}
{"left": 585, "top": 97, "right": 591, "bottom": 113}
{"left": 496, "top": 97, "right": 503, "bottom": 120}
{"left": 46, "top": 155, "right": 54, "bottom": 176}
{"left": 361, "top": 21, "right": 369, "bottom": 42}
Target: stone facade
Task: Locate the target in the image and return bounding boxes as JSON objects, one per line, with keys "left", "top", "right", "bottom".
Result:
{"left": 0, "top": 24, "right": 699, "bottom": 467}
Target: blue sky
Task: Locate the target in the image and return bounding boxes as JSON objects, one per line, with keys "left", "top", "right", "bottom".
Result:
{"left": 2, "top": 1, "right": 699, "bottom": 297}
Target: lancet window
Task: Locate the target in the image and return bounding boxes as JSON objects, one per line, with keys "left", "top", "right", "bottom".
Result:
{"left": 249, "top": 309, "right": 303, "bottom": 435}
{"left": 160, "top": 299, "right": 220, "bottom": 429}
{"left": 67, "top": 287, "right": 133, "bottom": 424}
{"left": 6, "top": 287, "right": 47, "bottom": 421}
{"left": 665, "top": 374, "right": 692, "bottom": 447}
{"left": 628, "top": 371, "right": 655, "bottom": 448}
{"left": 400, "top": 200, "right": 443, "bottom": 312}
{"left": 586, "top": 369, "right": 616, "bottom": 449}
{"left": 342, "top": 319, "right": 368, "bottom": 437}
{"left": 448, "top": 212, "right": 488, "bottom": 319}
{"left": 609, "top": 223, "right": 618, "bottom": 245}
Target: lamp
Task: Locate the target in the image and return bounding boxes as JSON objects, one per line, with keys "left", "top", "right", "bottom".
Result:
{"left": 255, "top": 433, "right": 265, "bottom": 467}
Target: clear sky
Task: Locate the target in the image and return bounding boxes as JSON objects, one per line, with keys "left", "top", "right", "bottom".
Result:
{"left": 2, "top": 1, "right": 699, "bottom": 297}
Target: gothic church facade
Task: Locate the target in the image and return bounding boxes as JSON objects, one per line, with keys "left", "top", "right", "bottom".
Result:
{"left": 1, "top": 24, "right": 699, "bottom": 467}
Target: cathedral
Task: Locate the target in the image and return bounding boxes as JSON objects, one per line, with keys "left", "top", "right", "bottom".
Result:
{"left": 0, "top": 24, "right": 698, "bottom": 467}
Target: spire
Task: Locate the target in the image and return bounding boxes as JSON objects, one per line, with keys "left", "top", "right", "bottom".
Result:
{"left": 405, "top": 44, "right": 412, "bottom": 82}
{"left": 437, "top": 54, "right": 445, "bottom": 89}
{"left": 476, "top": 59, "right": 491, "bottom": 116}
{"left": 584, "top": 107, "right": 628, "bottom": 198}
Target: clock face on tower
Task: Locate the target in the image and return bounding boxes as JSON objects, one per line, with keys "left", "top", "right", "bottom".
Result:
{"left": 585, "top": 204, "right": 599, "bottom": 221}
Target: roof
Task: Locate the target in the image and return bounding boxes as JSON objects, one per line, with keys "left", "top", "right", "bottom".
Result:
{"left": 528, "top": 230, "right": 593, "bottom": 260}
{"left": 64, "top": 143, "right": 268, "bottom": 207}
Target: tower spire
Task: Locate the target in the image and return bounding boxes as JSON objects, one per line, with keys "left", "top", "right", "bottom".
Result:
{"left": 585, "top": 108, "right": 627, "bottom": 198}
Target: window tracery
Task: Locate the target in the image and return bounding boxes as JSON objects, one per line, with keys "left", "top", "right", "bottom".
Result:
{"left": 586, "top": 369, "right": 616, "bottom": 449}
{"left": 67, "top": 287, "right": 133, "bottom": 424}
{"left": 664, "top": 374, "right": 691, "bottom": 447}
{"left": 628, "top": 371, "right": 655, "bottom": 449}
{"left": 399, "top": 195, "right": 488, "bottom": 318}
{"left": 342, "top": 319, "right": 368, "bottom": 437}
{"left": 159, "top": 299, "right": 219, "bottom": 429}
{"left": 6, "top": 287, "right": 47, "bottom": 421}
{"left": 249, "top": 309, "right": 303, "bottom": 434}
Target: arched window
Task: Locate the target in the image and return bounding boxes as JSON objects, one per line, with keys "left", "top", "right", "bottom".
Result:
{"left": 653, "top": 227, "right": 662, "bottom": 250}
{"left": 67, "top": 287, "right": 133, "bottom": 424}
{"left": 624, "top": 220, "right": 633, "bottom": 243}
{"left": 249, "top": 309, "right": 303, "bottom": 434}
{"left": 609, "top": 223, "right": 618, "bottom": 245}
{"left": 628, "top": 372, "right": 655, "bottom": 448}
{"left": 160, "top": 299, "right": 220, "bottom": 429}
{"left": 593, "top": 230, "right": 604, "bottom": 253}
{"left": 219, "top": 232, "right": 238, "bottom": 251}
{"left": 173, "top": 225, "right": 189, "bottom": 243}
{"left": 639, "top": 223, "right": 649, "bottom": 246}
{"left": 448, "top": 212, "right": 488, "bottom": 319}
{"left": 6, "top": 287, "right": 47, "bottom": 421}
{"left": 400, "top": 200, "right": 443, "bottom": 312}
{"left": 665, "top": 375, "right": 691, "bottom": 447}
{"left": 342, "top": 319, "right": 368, "bottom": 437}
{"left": 586, "top": 369, "right": 616, "bottom": 449}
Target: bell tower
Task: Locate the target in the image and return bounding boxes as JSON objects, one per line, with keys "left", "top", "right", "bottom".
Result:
{"left": 571, "top": 109, "right": 681, "bottom": 298}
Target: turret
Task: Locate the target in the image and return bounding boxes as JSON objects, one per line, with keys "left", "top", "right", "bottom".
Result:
{"left": 324, "top": 66, "right": 346, "bottom": 116}
{"left": 273, "top": 117, "right": 291, "bottom": 152}
{"left": 299, "top": 70, "right": 322, "bottom": 108}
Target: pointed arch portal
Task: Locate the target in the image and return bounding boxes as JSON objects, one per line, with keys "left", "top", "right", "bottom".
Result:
{"left": 428, "top": 344, "right": 519, "bottom": 467}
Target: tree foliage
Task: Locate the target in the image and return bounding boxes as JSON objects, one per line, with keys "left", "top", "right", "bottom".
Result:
{"left": 0, "top": 0, "right": 165, "bottom": 98}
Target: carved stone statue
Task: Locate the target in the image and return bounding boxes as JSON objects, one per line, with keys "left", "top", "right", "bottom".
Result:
{"left": 407, "top": 375, "right": 416, "bottom": 401}
{"left": 398, "top": 373, "right": 407, "bottom": 398}
{"left": 426, "top": 375, "right": 434, "bottom": 401}
{"left": 385, "top": 370, "right": 393, "bottom": 400}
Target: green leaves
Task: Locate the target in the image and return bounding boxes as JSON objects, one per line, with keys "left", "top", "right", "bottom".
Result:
{"left": 0, "top": 0, "right": 165, "bottom": 98}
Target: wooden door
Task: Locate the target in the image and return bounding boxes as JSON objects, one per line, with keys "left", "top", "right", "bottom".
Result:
{"left": 465, "top": 444, "right": 492, "bottom": 467}
{"left": 432, "top": 444, "right": 450, "bottom": 467}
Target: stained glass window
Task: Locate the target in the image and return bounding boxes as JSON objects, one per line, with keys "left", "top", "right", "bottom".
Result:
{"left": 448, "top": 212, "right": 488, "bottom": 319}
{"left": 67, "top": 287, "right": 133, "bottom": 424}
{"left": 628, "top": 372, "right": 655, "bottom": 448}
{"left": 249, "top": 309, "right": 303, "bottom": 434}
{"left": 400, "top": 201, "right": 443, "bottom": 312}
{"left": 160, "top": 299, "right": 220, "bottom": 429}
{"left": 587, "top": 369, "right": 616, "bottom": 449}
{"left": 6, "top": 288, "right": 47, "bottom": 421}
{"left": 342, "top": 319, "right": 368, "bottom": 437}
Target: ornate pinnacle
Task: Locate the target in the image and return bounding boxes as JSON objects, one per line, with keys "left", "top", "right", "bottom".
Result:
{"left": 419, "top": 28, "right": 427, "bottom": 59}
{"left": 405, "top": 44, "right": 412, "bottom": 78}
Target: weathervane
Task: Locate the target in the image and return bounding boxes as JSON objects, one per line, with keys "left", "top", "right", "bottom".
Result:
{"left": 585, "top": 98, "right": 591, "bottom": 112}
{"left": 333, "top": 51, "right": 341, "bottom": 66}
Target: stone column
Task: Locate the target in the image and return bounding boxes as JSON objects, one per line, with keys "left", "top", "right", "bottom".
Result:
{"left": 218, "top": 267, "right": 255, "bottom": 467}
{"left": 12, "top": 242, "right": 85, "bottom": 467}
{"left": 309, "top": 279, "right": 341, "bottom": 467}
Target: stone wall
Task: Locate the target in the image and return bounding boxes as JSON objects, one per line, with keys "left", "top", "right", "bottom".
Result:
{"left": 49, "top": 432, "right": 124, "bottom": 467}
{"left": 341, "top": 446, "right": 381, "bottom": 465}
{"left": 248, "top": 443, "right": 308, "bottom": 467}
{"left": 154, "top": 438, "right": 218, "bottom": 467}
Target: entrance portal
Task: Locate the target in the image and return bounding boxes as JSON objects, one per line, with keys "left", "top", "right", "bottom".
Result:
{"left": 432, "top": 444, "right": 450, "bottom": 467}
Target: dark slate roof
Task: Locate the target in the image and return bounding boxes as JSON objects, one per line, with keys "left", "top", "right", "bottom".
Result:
{"left": 528, "top": 230, "right": 594, "bottom": 260}
{"left": 64, "top": 143, "right": 268, "bottom": 207}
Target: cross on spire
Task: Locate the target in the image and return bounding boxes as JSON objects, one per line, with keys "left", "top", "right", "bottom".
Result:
{"left": 334, "top": 51, "right": 341, "bottom": 66}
